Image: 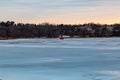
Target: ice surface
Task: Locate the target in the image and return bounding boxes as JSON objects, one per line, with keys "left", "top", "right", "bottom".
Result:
{"left": 0, "top": 38, "right": 120, "bottom": 80}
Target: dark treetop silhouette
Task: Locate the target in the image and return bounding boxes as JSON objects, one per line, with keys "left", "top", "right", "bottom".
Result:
{"left": 0, "top": 21, "right": 120, "bottom": 39}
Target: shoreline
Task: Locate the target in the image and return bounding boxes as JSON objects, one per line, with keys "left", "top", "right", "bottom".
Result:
{"left": 0, "top": 36, "right": 120, "bottom": 40}
{"left": 0, "top": 21, "right": 120, "bottom": 40}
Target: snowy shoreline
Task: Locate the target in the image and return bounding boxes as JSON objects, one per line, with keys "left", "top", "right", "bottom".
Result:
{"left": 0, "top": 36, "right": 120, "bottom": 40}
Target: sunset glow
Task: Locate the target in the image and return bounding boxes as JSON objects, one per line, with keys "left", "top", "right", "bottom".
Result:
{"left": 0, "top": 0, "right": 120, "bottom": 24}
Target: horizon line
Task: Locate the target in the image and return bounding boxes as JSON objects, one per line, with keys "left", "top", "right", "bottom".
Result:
{"left": 1, "top": 20, "right": 120, "bottom": 25}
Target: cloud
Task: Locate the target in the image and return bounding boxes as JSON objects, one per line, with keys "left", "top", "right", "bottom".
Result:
{"left": 0, "top": 0, "right": 119, "bottom": 9}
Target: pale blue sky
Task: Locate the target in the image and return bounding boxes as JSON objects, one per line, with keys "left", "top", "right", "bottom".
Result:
{"left": 0, "top": 0, "right": 120, "bottom": 24}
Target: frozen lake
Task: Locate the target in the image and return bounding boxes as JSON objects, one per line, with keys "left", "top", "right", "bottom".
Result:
{"left": 0, "top": 38, "right": 120, "bottom": 80}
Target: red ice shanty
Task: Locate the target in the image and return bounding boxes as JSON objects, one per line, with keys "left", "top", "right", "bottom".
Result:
{"left": 59, "top": 35, "right": 64, "bottom": 40}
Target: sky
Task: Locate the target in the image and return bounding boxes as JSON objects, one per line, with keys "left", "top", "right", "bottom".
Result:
{"left": 0, "top": 0, "right": 120, "bottom": 24}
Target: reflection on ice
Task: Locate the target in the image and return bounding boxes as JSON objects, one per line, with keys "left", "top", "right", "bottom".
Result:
{"left": 99, "top": 70, "right": 120, "bottom": 80}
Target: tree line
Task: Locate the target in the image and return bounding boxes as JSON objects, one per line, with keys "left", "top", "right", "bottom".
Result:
{"left": 0, "top": 21, "right": 120, "bottom": 39}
